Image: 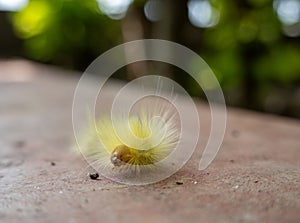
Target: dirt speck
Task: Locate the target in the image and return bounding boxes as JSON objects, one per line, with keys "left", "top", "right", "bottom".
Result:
{"left": 14, "top": 140, "right": 25, "bottom": 148}
{"left": 89, "top": 173, "right": 100, "bottom": 180}
{"left": 16, "top": 208, "right": 23, "bottom": 212}
{"left": 231, "top": 130, "right": 240, "bottom": 138}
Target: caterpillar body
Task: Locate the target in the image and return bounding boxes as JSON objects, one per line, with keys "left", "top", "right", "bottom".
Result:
{"left": 81, "top": 108, "right": 179, "bottom": 174}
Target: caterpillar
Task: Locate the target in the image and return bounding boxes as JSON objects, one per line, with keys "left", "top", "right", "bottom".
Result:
{"left": 80, "top": 107, "right": 179, "bottom": 175}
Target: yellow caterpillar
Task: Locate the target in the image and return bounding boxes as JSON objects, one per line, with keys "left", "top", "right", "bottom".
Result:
{"left": 80, "top": 109, "right": 179, "bottom": 173}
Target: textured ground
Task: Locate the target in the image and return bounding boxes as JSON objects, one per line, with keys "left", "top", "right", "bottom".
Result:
{"left": 0, "top": 60, "right": 299, "bottom": 223}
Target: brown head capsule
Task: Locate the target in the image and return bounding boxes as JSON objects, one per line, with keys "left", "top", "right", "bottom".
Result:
{"left": 110, "top": 145, "right": 133, "bottom": 166}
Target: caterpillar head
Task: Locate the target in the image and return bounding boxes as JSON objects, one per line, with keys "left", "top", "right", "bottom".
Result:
{"left": 110, "top": 145, "right": 133, "bottom": 166}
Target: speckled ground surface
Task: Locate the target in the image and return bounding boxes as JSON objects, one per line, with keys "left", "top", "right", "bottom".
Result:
{"left": 0, "top": 60, "right": 299, "bottom": 223}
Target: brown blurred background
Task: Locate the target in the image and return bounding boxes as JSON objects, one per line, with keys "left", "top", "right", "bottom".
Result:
{"left": 1, "top": 0, "right": 300, "bottom": 118}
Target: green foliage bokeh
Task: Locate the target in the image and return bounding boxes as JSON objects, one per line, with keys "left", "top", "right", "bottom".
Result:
{"left": 9, "top": 0, "right": 300, "bottom": 117}
{"left": 11, "top": 0, "right": 122, "bottom": 69}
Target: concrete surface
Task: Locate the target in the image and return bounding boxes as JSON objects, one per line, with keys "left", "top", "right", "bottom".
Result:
{"left": 0, "top": 60, "right": 299, "bottom": 223}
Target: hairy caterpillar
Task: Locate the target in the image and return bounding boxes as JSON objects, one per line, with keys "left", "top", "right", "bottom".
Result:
{"left": 73, "top": 40, "right": 226, "bottom": 184}
{"left": 80, "top": 107, "right": 179, "bottom": 174}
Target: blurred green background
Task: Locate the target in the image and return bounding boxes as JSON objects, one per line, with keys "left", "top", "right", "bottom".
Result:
{"left": 1, "top": 0, "right": 300, "bottom": 118}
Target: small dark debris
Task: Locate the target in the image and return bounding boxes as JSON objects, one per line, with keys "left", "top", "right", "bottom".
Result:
{"left": 231, "top": 130, "right": 240, "bottom": 138}
{"left": 15, "top": 140, "right": 25, "bottom": 148}
{"left": 16, "top": 208, "right": 23, "bottom": 212}
{"left": 176, "top": 181, "right": 183, "bottom": 185}
{"left": 92, "top": 188, "right": 96, "bottom": 191}
{"left": 230, "top": 159, "right": 235, "bottom": 163}
{"left": 254, "top": 180, "right": 259, "bottom": 183}
{"left": 35, "top": 208, "right": 42, "bottom": 213}
{"left": 206, "top": 172, "right": 210, "bottom": 175}
{"left": 51, "top": 162, "right": 56, "bottom": 166}
{"left": 258, "top": 190, "right": 262, "bottom": 193}
{"left": 89, "top": 173, "right": 100, "bottom": 180}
